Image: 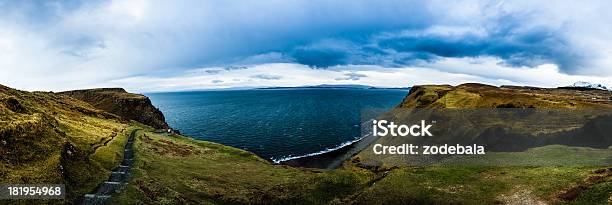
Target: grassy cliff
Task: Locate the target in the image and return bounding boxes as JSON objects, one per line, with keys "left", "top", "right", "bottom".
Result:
{"left": 397, "top": 83, "right": 612, "bottom": 109}
{"left": 59, "top": 88, "right": 168, "bottom": 129}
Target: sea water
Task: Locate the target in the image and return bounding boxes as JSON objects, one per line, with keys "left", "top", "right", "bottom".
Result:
{"left": 146, "top": 88, "right": 408, "bottom": 163}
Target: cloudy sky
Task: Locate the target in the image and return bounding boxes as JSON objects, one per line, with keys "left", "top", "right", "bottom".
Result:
{"left": 1, "top": 0, "right": 612, "bottom": 92}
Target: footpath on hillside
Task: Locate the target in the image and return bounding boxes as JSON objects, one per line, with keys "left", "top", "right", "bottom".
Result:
{"left": 80, "top": 129, "right": 138, "bottom": 205}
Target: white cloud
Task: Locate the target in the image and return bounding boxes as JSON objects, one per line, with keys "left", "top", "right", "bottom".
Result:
{"left": 0, "top": 0, "right": 611, "bottom": 91}
{"left": 107, "top": 0, "right": 148, "bottom": 22}
{"left": 428, "top": 57, "right": 612, "bottom": 87}
{"left": 105, "top": 59, "right": 612, "bottom": 93}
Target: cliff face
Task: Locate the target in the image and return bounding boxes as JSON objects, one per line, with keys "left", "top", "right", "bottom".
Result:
{"left": 59, "top": 88, "right": 169, "bottom": 129}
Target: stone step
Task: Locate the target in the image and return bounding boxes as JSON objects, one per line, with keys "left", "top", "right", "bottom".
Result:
{"left": 124, "top": 150, "right": 134, "bottom": 159}
{"left": 82, "top": 194, "right": 111, "bottom": 205}
{"left": 95, "top": 182, "right": 123, "bottom": 196}
{"left": 113, "top": 165, "right": 130, "bottom": 173}
{"left": 109, "top": 171, "right": 128, "bottom": 182}
{"left": 81, "top": 130, "right": 138, "bottom": 205}
{"left": 121, "top": 159, "right": 134, "bottom": 166}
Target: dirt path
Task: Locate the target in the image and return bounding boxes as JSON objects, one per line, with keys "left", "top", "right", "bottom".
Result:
{"left": 80, "top": 129, "right": 138, "bottom": 205}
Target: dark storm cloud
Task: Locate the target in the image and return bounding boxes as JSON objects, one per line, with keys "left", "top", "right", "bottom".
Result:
{"left": 285, "top": 13, "right": 584, "bottom": 73}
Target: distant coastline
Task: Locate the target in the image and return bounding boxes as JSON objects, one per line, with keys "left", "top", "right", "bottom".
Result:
{"left": 143, "top": 84, "right": 411, "bottom": 94}
{"left": 258, "top": 84, "right": 411, "bottom": 90}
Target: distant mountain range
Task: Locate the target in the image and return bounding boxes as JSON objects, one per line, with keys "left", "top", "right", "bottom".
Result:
{"left": 259, "top": 84, "right": 411, "bottom": 90}
{"left": 260, "top": 82, "right": 612, "bottom": 92}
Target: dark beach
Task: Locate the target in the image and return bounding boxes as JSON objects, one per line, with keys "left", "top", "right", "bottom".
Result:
{"left": 280, "top": 132, "right": 380, "bottom": 169}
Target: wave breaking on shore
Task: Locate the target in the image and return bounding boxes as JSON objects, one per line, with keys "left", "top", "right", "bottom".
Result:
{"left": 271, "top": 134, "right": 369, "bottom": 164}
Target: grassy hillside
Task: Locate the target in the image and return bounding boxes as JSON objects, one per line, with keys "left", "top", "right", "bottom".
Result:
{"left": 2, "top": 83, "right": 611, "bottom": 204}
{"left": 0, "top": 85, "right": 376, "bottom": 204}
{"left": 356, "top": 83, "right": 612, "bottom": 166}
{"left": 104, "top": 128, "right": 612, "bottom": 204}
{"left": 351, "top": 83, "right": 612, "bottom": 204}
{"left": 0, "top": 85, "right": 138, "bottom": 204}
{"left": 111, "top": 129, "right": 376, "bottom": 204}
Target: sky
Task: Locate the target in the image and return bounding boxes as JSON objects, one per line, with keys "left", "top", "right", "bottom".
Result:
{"left": 1, "top": 0, "right": 612, "bottom": 92}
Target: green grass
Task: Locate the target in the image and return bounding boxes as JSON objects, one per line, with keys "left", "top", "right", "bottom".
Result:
{"left": 0, "top": 87, "right": 138, "bottom": 204}
{"left": 108, "top": 130, "right": 612, "bottom": 204}
{"left": 350, "top": 166, "right": 610, "bottom": 204}
{"left": 352, "top": 166, "right": 507, "bottom": 204}
{"left": 440, "top": 145, "right": 612, "bottom": 166}
{"left": 111, "top": 130, "right": 373, "bottom": 204}
{"left": 568, "top": 181, "right": 612, "bottom": 205}
{"left": 89, "top": 126, "right": 132, "bottom": 170}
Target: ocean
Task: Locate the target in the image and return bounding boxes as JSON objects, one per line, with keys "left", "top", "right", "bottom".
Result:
{"left": 146, "top": 88, "right": 408, "bottom": 163}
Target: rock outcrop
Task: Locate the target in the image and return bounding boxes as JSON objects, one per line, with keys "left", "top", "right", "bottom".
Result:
{"left": 59, "top": 88, "right": 169, "bottom": 129}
